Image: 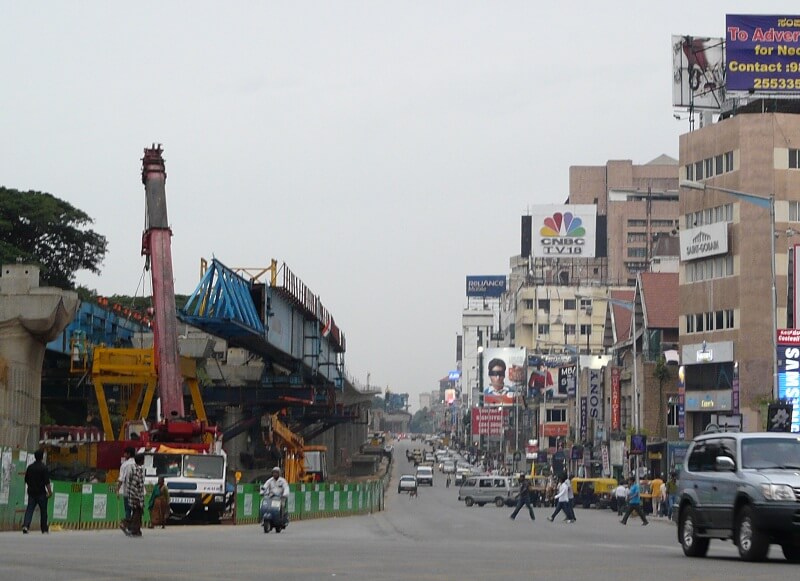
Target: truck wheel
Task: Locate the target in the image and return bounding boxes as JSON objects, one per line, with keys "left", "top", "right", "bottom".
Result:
{"left": 495, "top": 497, "right": 505, "bottom": 508}
{"left": 464, "top": 497, "right": 474, "bottom": 507}
{"left": 782, "top": 544, "right": 800, "bottom": 563}
{"left": 679, "top": 506, "right": 709, "bottom": 557}
{"left": 736, "top": 505, "right": 769, "bottom": 561}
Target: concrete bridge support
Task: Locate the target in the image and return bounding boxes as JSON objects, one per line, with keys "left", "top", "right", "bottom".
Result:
{"left": 0, "top": 265, "right": 78, "bottom": 451}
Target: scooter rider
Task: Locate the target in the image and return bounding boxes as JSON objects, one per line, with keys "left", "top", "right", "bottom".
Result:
{"left": 261, "top": 467, "right": 290, "bottom": 525}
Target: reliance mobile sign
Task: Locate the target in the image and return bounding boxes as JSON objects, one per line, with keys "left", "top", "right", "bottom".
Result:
{"left": 726, "top": 15, "right": 800, "bottom": 93}
{"left": 530, "top": 205, "right": 597, "bottom": 258}
{"left": 466, "top": 275, "right": 507, "bottom": 298}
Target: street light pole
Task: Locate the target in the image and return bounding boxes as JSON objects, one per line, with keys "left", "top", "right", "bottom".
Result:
{"left": 680, "top": 180, "right": 778, "bottom": 402}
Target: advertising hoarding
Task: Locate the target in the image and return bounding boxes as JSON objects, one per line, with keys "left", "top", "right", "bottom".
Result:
{"left": 471, "top": 407, "right": 507, "bottom": 436}
{"left": 579, "top": 397, "right": 587, "bottom": 442}
{"left": 588, "top": 369, "right": 603, "bottom": 422}
{"left": 726, "top": 15, "right": 800, "bottom": 93}
{"left": 611, "top": 367, "right": 621, "bottom": 431}
{"left": 482, "top": 348, "right": 526, "bottom": 406}
{"left": 671, "top": 35, "right": 726, "bottom": 110}
{"left": 529, "top": 205, "right": 597, "bottom": 258}
{"left": 527, "top": 354, "right": 574, "bottom": 399}
{"left": 466, "top": 275, "right": 507, "bottom": 298}
{"left": 776, "top": 333, "right": 800, "bottom": 432}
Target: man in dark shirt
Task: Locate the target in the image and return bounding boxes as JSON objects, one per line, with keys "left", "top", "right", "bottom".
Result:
{"left": 22, "top": 449, "right": 52, "bottom": 534}
{"left": 509, "top": 475, "right": 536, "bottom": 521}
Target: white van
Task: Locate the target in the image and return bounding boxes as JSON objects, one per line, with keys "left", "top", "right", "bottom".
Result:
{"left": 416, "top": 465, "right": 434, "bottom": 486}
{"left": 458, "top": 475, "right": 517, "bottom": 507}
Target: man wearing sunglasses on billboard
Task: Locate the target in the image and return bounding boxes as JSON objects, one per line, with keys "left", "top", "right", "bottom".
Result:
{"left": 484, "top": 358, "right": 514, "bottom": 405}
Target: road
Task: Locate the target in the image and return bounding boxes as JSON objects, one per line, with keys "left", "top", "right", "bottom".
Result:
{"left": 1, "top": 440, "right": 796, "bottom": 580}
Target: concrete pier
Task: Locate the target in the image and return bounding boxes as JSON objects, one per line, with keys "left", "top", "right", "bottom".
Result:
{"left": 0, "top": 264, "right": 78, "bottom": 451}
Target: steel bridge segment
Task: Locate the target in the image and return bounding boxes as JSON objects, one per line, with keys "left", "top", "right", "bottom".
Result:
{"left": 180, "top": 258, "right": 264, "bottom": 335}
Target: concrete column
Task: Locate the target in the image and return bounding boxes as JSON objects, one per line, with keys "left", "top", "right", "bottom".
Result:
{"left": 0, "top": 265, "right": 78, "bottom": 451}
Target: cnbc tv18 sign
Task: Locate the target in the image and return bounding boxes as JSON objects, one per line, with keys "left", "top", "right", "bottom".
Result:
{"left": 530, "top": 205, "right": 597, "bottom": 258}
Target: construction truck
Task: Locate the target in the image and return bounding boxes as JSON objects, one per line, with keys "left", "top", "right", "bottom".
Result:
{"left": 44, "top": 146, "right": 227, "bottom": 523}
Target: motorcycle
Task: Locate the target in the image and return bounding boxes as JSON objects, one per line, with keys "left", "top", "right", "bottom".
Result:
{"left": 260, "top": 494, "right": 288, "bottom": 534}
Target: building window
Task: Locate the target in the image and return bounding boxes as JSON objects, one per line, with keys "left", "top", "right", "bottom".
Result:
{"left": 726, "top": 309, "right": 735, "bottom": 328}
{"left": 546, "top": 408, "right": 566, "bottom": 422}
{"left": 695, "top": 160, "right": 704, "bottom": 180}
{"left": 628, "top": 219, "right": 647, "bottom": 227}
{"left": 715, "top": 154, "right": 723, "bottom": 175}
{"left": 715, "top": 310, "right": 724, "bottom": 329}
{"left": 686, "top": 315, "right": 695, "bottom": 333}
{"left": 724, "top": 151, "right": 734, "bottom": 172}
{"left": 696, "top": 313, "right": 704, "bottom": 332}
{"left": 523, "top": 299, "right": 534, "bottom": 310}
{"left": 725, "top": 203, "right": 733, "bottom": 221}
{"left": 564, "top": 324, "right": 576, "bottom": 336}
{"left": 791, "top": 201, "right": 800, "bottom": 222}
{"left": 564, "top": 299, "right": 576, "bottom": 310}
{"left": 667, "top": 400, "right": 679, "bottom": 426}
{"left": 685, "top": 164, "right": 694, "bottom": 180}
{"left": 580, "top": 324, "right": 591, "bottom": 336}
{"left": 579, "top": 298, "right": 592, "bottom": 310}
{"left": 704, "top": 158, "right": 713, "bottom": 177}
{"left": 537, "top": 324, "right": 550, "bottom": 335}
{"left": 627, "top": 232, "right": 648, "bottom": 243}
{"left": 652, "top": 219, "right": 675, "bottom": 227}
{"left": 705, "top": 312, "right": 714, "bottom": 330}
{"left": 790, "top": 148, "right": 800, "bottom": 169}
{"left": 627, "top": 247, "right": 647, "bottom": 258}
{"left": 538, "top": 299, "right": 550, "bottom": 312}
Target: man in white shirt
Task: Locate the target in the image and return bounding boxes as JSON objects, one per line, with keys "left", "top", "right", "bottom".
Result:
{"left": 261, "top": 467, "right": 290, "bottom": 525}
{"left": 614, "top": 482, "right": 628, "bottom": 515}
{"left": 546, "top": 476, "right": 575, "bottom": 523}
{"left": 117, "top": 446, "right": 136, "bottom": 534}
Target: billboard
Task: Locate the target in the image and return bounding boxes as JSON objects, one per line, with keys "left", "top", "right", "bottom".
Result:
{"left": 527, "top": 354, "right": 575, "bottom": 399}
{"left": 777, "top": 330, "right": 800, "bottom": 433}
{"left": 482, "top": 348, "right": 526, "bottom": 406}
{"left": 588, "top": 369, "right": 603, "bottom": 422}
{"left": 471, "top": 407, "right": 507, "bottom": 436}
{"left": 726, "top": 15, "right": 800, "bottom": 94}
{"left": 671, "top": 35, "right": 725, "bottom": 110}
{"left": 611, "top": 367, "right": 621, "bottom": 431}
{"left": 529, "top": 205, "right": 597, "bottom": 258}
{"left": 466, "top": 275, "right": 507, "bottom": 298}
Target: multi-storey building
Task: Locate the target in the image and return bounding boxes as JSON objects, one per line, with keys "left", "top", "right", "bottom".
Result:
{"left": 678, "top": 106, "right": 800, "bottom": 438}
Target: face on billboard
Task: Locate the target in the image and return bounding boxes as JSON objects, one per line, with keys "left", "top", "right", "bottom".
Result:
{"left": 483, "top": 348, "right": 525, "bottom": 406}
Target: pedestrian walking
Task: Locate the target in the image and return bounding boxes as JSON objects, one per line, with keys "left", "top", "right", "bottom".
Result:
{"left": 509, "top": 475, "right": 536, "bottom": 521}
{"left": 650, "top": 474, "right": 664, "bottom": 518}
{"left": 564, "top": 474, "right": 576, "bottom": 522}
{"left": 620, "top": 476, "right": 648, "bottom": 526}
{"left": 21, "top": 449, "right": 52, "bottom": 534}
{"left": 666, "top": 472, "right": 678, "bottom": 520}
{"left": 614, "top": 481, "right": 628, "bottom": 516}
{"left": 147, "top": 476, "right": 170, "bottom": 529}
{"left": 118, "top": 446, "right": 135, "bottom": 534}
{"left": 125, "top": 453, "right": 146, "bottom": 537}
{"left": 546, "top": 476, "right": 574, "bottom": 523}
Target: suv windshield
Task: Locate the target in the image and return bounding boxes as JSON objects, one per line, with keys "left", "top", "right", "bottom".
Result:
{"left": 741, "top": 437, "right": 800, "bottom": 469}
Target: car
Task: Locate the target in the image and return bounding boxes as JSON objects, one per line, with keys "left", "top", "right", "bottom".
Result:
{"left": 458, "top": 476, "right": 517, "bottom": 507}
{"left": 416, "top": 465, "right": 434, "bottom": 486}
{"left": 398, "top": 474, "right": 418, "bottom": 494}
{"left": 675, "top": 429, "right": 800, "bottom": 562}
{"left": 442, "top": 460, "right": 456, "bottom": 474}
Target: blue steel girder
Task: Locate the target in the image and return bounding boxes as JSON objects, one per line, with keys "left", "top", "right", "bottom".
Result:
{"left": 179, "top": 258, "right": 264, "bottom": 336}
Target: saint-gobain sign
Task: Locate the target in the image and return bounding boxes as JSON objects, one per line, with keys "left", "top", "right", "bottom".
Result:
{"left": 466, "top": 275, "right": 507, "bottom": 298}
{"left": 679, "top": 222, "right": 728, "bottom": 261}
{"left": 529, "top": 205, "right": 597, "bottom": 258}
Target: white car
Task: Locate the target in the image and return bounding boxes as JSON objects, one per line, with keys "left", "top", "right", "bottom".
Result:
{"left": 397, "top": 474, "right": 418, "bottom": 494}
{"left": 416, "top": 466, "right": 434, "bottom": 486}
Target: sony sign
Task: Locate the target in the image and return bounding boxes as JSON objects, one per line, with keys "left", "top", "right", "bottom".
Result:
{"left": 588, "top": 369, "right": 603, "bottom": 421}
{"left": 679, "top": 221, "right": 728, "bottom": 261}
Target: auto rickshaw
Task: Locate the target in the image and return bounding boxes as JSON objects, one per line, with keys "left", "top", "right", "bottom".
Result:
{"left": 571, "top": 477, "right": 618, "bottom": 509}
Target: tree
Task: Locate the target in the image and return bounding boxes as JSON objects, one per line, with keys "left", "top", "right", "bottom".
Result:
{"left": 0, "top": 187, "right": 107, "bottom": 288}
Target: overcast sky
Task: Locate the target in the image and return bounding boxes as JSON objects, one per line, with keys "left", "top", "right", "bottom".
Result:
{"left": 2, "top": 2, "right": 795, "bottom": 411}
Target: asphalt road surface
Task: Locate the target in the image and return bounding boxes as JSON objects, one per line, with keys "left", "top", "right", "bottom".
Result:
{"left": 1, "top": 440, "right": 797, "bottom": 580}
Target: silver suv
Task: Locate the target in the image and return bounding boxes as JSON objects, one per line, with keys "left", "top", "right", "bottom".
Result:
{"left": 675, "top": 431, "right": 800, "bottom": 562}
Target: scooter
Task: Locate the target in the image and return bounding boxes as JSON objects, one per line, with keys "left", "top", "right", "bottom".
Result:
{"left": 260, "top": 494, "right": 287, "bottom": 534}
